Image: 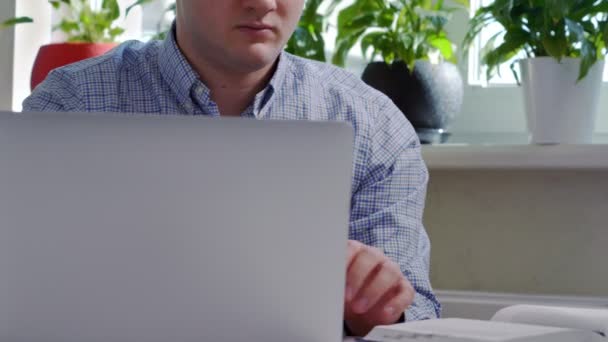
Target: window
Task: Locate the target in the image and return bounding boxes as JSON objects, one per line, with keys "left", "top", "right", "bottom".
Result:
{"left": 468, "top": 0, "right": 608, "bottom": 87}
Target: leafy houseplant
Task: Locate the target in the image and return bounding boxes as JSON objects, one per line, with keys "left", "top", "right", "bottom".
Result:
{"left": 332, "top": 0, "right": 468, "bottom": 144}
{"left": 2, "top": 0, "right": 152, "bottom": 90}
{"left": 2, "top": 0, "right": 152, "bottom": 42}
{"left": 464, "top": 0, "right": 608, "bottom": 82}
{"left": 464, "top": 0, "right": 608, "bottom": 144}
{"left": 285, "top": 0, "right": 340, "bottom": 62}
{"left": 333, "top": 0, "right": 466, "bottom": 70}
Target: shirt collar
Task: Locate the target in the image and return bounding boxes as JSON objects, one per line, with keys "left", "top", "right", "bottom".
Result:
{"left": 158, "top": 22, "right": 291, "bottom": 118}
{"left": 251, "top": 51, "right": 290, "bottom": 118}
{"left": 158, "top": 23, "right": 204, "bottom": 110}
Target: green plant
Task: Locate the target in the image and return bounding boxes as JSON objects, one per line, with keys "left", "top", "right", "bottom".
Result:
{"left": 332, "top": 0, "right": 468, "bottom": 71}
{"left": 464, "top": 0, "right": 608, "bottom": 82}
{"left": 1, "top": 0, "right": 153, "bottom": 43}
{"left": 285, "top": 0, "right": 339, "bottom": 62}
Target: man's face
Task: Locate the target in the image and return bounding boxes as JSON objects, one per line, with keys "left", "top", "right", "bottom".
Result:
{"left": 176, "top": 0, "right": 304, "bottom": 72}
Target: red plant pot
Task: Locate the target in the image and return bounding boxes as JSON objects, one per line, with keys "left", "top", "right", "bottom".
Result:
{"left": 31, "top": 42, "right": 117, "bottom": 91}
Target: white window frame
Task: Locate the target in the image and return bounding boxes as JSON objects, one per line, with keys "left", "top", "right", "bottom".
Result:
{"left": 0, "top": 1, "right": 16, "bottom": 111}
{"left": 468, "top": 0, "right": 608, "bottom": 87}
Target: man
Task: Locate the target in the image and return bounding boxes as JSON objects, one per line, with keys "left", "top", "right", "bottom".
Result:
{"left": 23, "top": 0, "right": 440, "bottom": 336}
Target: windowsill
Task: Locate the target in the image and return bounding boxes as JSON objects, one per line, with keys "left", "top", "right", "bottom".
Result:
{"left": 422, "top": 133, "right": 608, "bottom": 169}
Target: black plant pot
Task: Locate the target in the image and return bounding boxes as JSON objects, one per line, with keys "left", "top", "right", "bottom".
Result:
{"left": 361, "top": 61, "right": 464, "bottom": 144}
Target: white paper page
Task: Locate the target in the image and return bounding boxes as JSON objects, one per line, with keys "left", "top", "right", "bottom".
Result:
{"left": 364, "top": 318, "right": 592, "bottom": 342}
{"left": 492, "top": 305, "right": 608, "bottom": 336}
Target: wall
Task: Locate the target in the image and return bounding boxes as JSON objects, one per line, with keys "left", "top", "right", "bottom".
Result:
{"left": 425, "top": 169, "right": 608, "bottom": 296}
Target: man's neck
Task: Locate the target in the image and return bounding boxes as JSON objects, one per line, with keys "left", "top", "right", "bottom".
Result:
{"left": 200, "top": 65, "right": 275, "bottom": 117}
{"left": 175, "top": 30, "right": 276, "bottom": 117}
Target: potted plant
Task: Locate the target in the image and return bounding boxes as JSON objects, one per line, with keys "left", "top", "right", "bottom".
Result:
{"left": 285, "top": 0, "right": 340, "bottom": 62}
{"left": 464, "top": 0, "right": 608, "bottom": 144}
{"left": 2, "top": 0, "right": 152, "bottom": 90}
{"left": 332, "top": 0, "right": 468, "bottom": 144}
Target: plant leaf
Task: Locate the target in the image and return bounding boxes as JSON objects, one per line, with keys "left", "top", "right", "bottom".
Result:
{"left": 429, "top": 36, "right": 455, "bottom": 62}
{"left": 102, "top": 0, "right": 121, "bottom": 21}
{"left": 578, "top": 39, "right": 598, "bottom": 81}
{"left": 48, "top": 0, "right": 62, "bottom": 10}
{"left": 491, "top": 0, "right": 515, "bottom": 27}
{"left": 462, "top": 8, "right": 494, "bottom": 57}
{"left": 108, "top": 27, "right": 125, "bottom": 38}
{"left": 360, "top": 31, "right": 387, "bottom": 60}
{"left": 1, "top": 17, "right": 33, "bottom": 27}
{"left": 603, "top": 20, "right": 608, "bottom": 54}
{"left": 542, "top": 36, "right": 568, "bottom": 59}
{"left": 545, "top": 0, "right": 569, "bottom": 21}
{"left": 285, "top": 0, "right": 330, "bottom": 62}
{"left": 331, "top": 0, "right": 387, "bottom": 66}
{"left": 483, "top": 28, "right": 528, "bottom": 80}
{"left": 324, "top": 0, "right": 342, "bottom": 16}
{"left": 573, "top": 1, "right": 608, "bottom": 20}
{"left": 286, "top": 25, "right": 326, "bottom": 62}
{"left": 510, "top": 61, "right": 521, "bottom": 85}
{"left": 565, "top": 18, "right": 585, "bottom": 42}
{"left": 55, "top": 19, "right": 80, "bottom": 35}
{"left": 435, "top": 0, "right": 445, "bottom": 11}
{"left": 332, "top": 29, "right": 366, "bottom": 66}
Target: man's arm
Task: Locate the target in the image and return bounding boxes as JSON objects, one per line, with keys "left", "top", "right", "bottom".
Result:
{"left": 345, "top": 99, "right": 440, "bottom": 333}
{"left": 22, "top": 69, "right": 83, "bottom": 112}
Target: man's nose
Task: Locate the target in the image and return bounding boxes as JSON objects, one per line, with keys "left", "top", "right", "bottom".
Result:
{"left": 243, "top": 0, "right": 278, "bottom": 16}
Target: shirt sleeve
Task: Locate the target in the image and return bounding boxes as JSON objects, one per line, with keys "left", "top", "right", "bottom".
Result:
{"left": 22, "top": 69, "right": 83, "bottom": 112}
{"left": 349, "top": 99, "right": 441, "bottom": 321}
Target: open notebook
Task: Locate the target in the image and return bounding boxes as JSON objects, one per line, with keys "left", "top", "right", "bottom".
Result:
{"left": 362, "top": 305, "right": 608, "bottom": 342}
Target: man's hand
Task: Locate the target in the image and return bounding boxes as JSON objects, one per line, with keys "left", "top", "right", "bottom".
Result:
{"left": 344, "top": 240, "right": 415, "bottom": 336}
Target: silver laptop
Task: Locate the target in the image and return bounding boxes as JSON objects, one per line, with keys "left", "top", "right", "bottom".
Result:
{"left": 0, "top": 112, "right": 353, "bottom": 342}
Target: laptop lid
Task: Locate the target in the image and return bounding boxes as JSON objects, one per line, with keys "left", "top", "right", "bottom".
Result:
{"left": 0, "top": 112, "right": 353, "bottom": 342}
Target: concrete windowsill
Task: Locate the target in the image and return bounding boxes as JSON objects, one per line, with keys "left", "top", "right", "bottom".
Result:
{"left": 422, "top": 144, "right": 608, "bottom": 169}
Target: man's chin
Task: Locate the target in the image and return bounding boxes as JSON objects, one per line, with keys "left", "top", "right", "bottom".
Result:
{"left": 234, "top": 45, "right": 281, "bottom": 72}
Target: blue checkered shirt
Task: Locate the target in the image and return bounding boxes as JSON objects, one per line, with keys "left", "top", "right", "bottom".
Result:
{"left": 23, "top": 28, "right": 440, "bottom": 321}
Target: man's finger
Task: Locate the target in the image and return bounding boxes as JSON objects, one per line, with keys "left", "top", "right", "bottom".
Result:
{"left": 351, "top": 260, "right": 402, "bottom": 314}
{"left": 379, "top": 280, "right": 415, "bottom": 322}
{"left": 359, "top": 280, "right": 413, "bottom": 326}
{"left": 345, "top": 247, "right": 383, "bottom": 303}
{"left": 346, "top": 240, "right": 364, "bottom": 267}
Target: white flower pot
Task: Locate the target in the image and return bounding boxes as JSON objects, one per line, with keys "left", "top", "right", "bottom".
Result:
{"left": 520, "top": 57, "right": 605, "bottom": 144}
